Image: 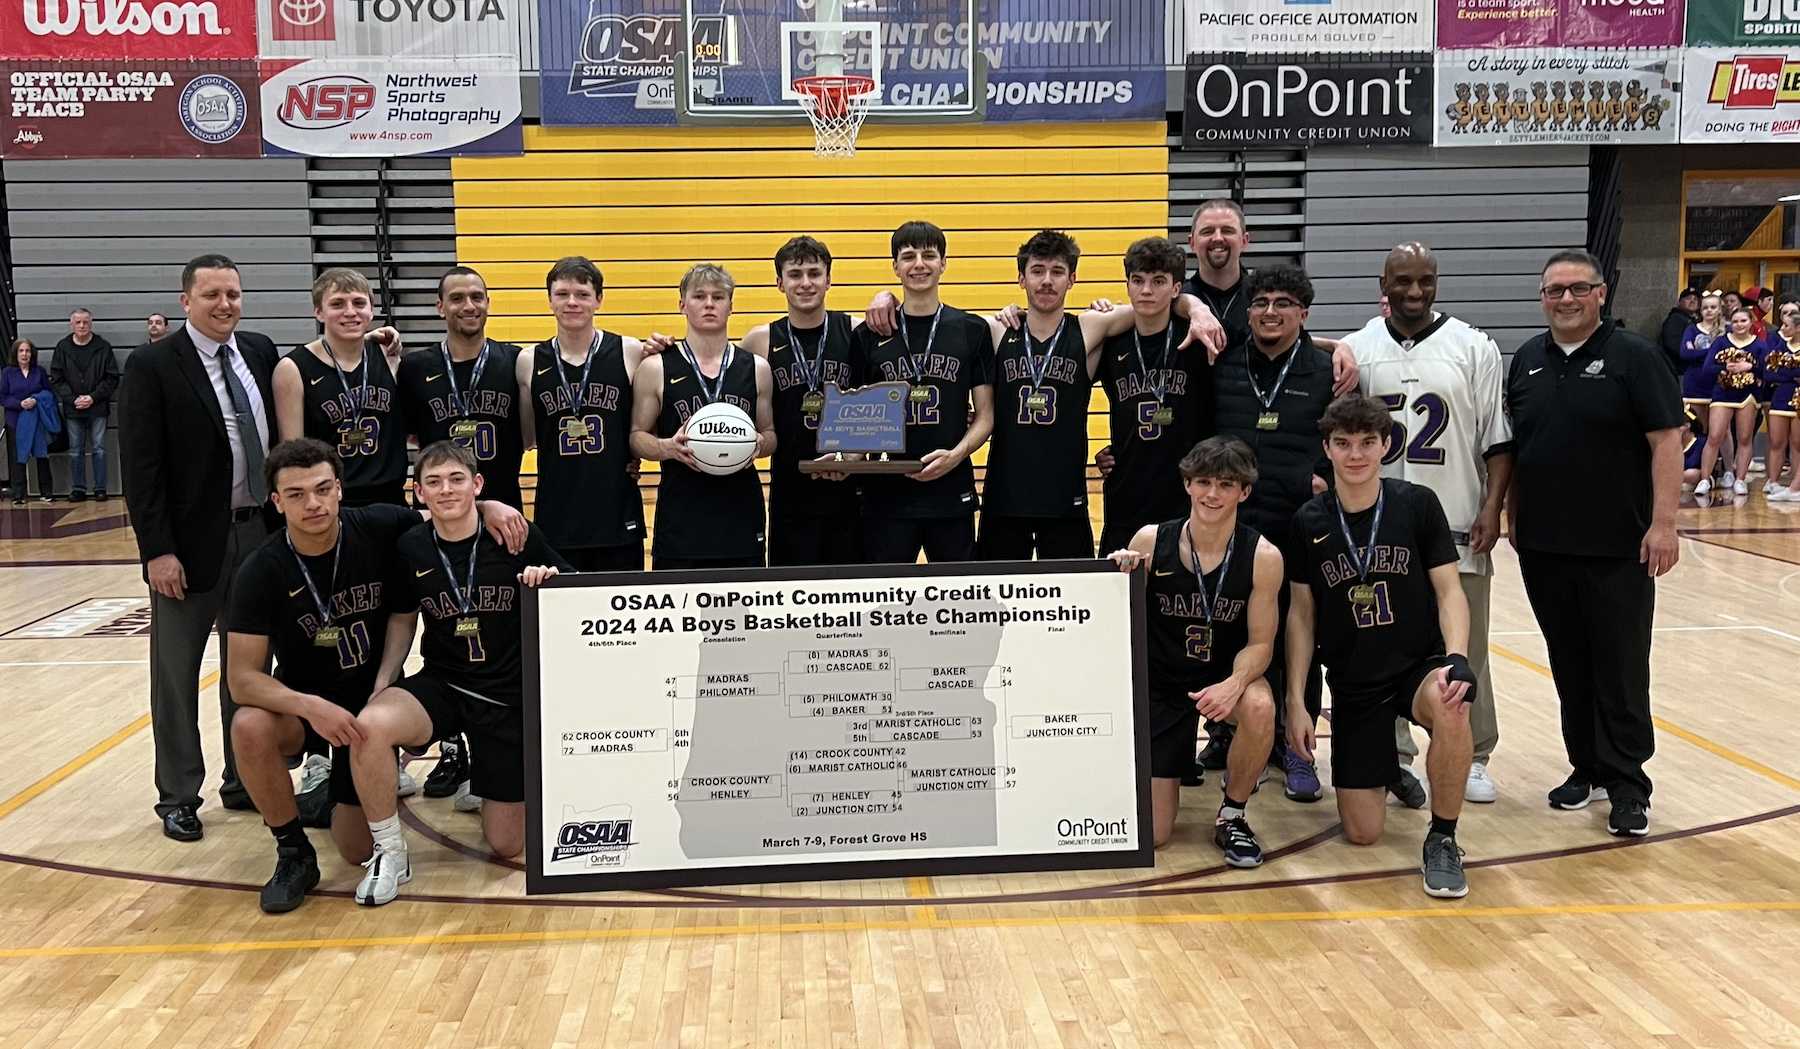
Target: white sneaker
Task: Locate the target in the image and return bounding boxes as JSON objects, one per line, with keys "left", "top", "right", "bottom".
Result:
{"left": 297, "top": 753, "right": 331, "bottom": 794}
{"left": 1722, "top": 470, "right": 1736, "bottom": 490}
{"left": 1694, "top": 478, "right": 1712, "bottom": 498}
{"left": 1764, "top": 481, "right": 1784, "bottom": 495}
{"left": 1734, "top": 479, "right": 1749, "bottom": 496}
{"left": 354, "top": 841, "right": 412, "bottom": 906}
{"left": 1773, "top": 487, "right": 1800, "bottom": 503}
{"left": 1465, "top": 763, "right": 1498, "bottom": 804}
{"left": 396, "top": 763, "right": 421, "bottom": 799}
{"left": 451, "top": 781, "right": 483, "bottom": 813}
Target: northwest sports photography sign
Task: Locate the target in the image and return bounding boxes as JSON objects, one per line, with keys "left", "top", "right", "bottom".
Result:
{"left": 524, "top": 561, "right": 1150, "bottom": 893}
{"left": 1185, "top": 0, "right": 1434, "bottom": 54}
{"left": 254, "top": 0, "right": 521, "bottom": 156}
{"left": 1434, "top": 48, "right": 1680, "bottom": 144}
{"left": 1183, "top": 52, "right": 1434, "bottom": 147}
{"left": 1437, "top": 0, "right": 1686, "bottom": 48}
{"left": 4, "top": 60, "right": 260, "bottom": 158}
{"left": 537, "top": 0, "right": 1165, "bottom": 126}
{"left": 1686, "top": 0, "right": 1800, "bottom": 44}
{"left": 1679, "top": 46, "right": 1800, "bottom": 141}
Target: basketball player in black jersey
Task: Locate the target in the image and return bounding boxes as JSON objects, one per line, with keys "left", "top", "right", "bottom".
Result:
{"left": 397, "top": 266, "right": 528, "bottom": 510}
{"left": 273, "top": 268, "right": 407, "bottom": 507}
{"left": 226, "top": 438, "right": 526, "bottom": 912}
{"left": 1286, "top": 394, "right": 1478, "bottom": 898}
{"left": 517, "top": 257, "right": 649, "bottom": 571}
{"left": 348, "top": 441, "right": 567, "bottom": 906}
{"left": 1109, "top": 437, "right": 1281, "bottom": 865}
{"left": 630, "top": 264, "right": 777, "bottom": 570}
{"left": 740, "top": 237, "right": 862, "bottom": 566}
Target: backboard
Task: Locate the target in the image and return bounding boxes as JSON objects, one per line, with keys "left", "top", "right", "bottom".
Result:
{"left": 677, "top": 0, "right": 986, "bottom": 124}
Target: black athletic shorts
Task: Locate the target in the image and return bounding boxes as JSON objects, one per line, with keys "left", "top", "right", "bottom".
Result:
{"left": 1327, "top": 656, "right": 1451, "bottom": 790}
{"left": 768, "top": 513, "right": 863, "bottom": 567}
{"left": 653, "top": 554, "right": 765, "bottom": 571}
{"left": 976, "top": 515, "right": 1095, "bottom": 561}
{"left": 396, "top": 670, "right": 524, "bottom": 803}
{"left": 862, "top": 514, "right": 975, "bottom": 564}
{"left": 1148, "top": 690, "right": 1202, "bottom": 780}
{"left": 563, "top": 542, "right": 644, "bottom": 573}
{"left": 290, "top": 729, "right": 360, "bottom": 807}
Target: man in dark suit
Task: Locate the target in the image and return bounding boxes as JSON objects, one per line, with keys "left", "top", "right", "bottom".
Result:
{"left": 120, "top": 254, "right": 279, "bottom": 842}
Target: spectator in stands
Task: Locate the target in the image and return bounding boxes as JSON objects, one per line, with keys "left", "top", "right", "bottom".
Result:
{"left": 4, "top": 338, "right": 56, "bottom": 504}
{"left": 146, "top": 313, "right": 169, "bottom": 343}
{"left": 1660, "top": 286, "right": 1699, "bottom": 377}
{"left": 51, "top": 308, "right": 119, "bottom": 502}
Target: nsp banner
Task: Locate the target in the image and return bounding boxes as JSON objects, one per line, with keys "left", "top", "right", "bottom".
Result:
{"left": 1434, "top": 47, "right": 1680, "bottom": 144}
{"left": 1685, "top": 0, "right": 1800, "bottom": 45}
{"left": 1436, "top": 0, "right": 1685, "bottom": 49}
{"left": 1183, "top": 52, "right": 1434, "bottom": 147}
{"left": 259, "top": 56, "right": 521, "bottom": 156}
{"left": 1678, "top": 45, "right": 1800, "bottom": 140}
{"left": 524, "top": 561, "right": 1150, "bottom": 893}
{"left": 538, "top": 0, "right": 1164, "bottom": 126}
{"left": 4, "top": 60, "right": 260, "bottom": 157}
{"left": 1185, "top": 0, "right": 1434, "bottom": 54}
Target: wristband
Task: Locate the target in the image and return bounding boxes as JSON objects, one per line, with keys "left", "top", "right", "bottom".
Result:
{"left": 1444, "top": 653, "right": 1477, "bottom": 694}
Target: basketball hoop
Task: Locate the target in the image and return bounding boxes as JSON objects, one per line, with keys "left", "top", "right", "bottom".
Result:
{"left": 793, "top": 74, "right": 877, "bottom": 156}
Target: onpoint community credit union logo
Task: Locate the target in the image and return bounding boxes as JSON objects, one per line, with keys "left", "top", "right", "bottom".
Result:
{"left": 277, "top": 74, "right": 375, "bottom": 129}
{"left": 550, "top": 818, "right": 634, "bottom": 865}
{"left": 1706, "top": 55, "right": 1800, "bottom": 109}
{"left": 179, "top": 73, "right": 247, "bottom": 143}
{"left": 271, "top": 0, "right": 333, "bottom": 40}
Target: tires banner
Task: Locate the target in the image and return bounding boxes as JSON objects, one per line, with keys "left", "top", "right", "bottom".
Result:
{"left": 1678, "top": 45, "right": 1800, "bottom": 141}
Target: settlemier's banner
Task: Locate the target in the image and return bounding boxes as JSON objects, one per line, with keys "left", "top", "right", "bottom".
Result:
{"left": 1434, "top": 47, "right": 1680, "bottom": 144}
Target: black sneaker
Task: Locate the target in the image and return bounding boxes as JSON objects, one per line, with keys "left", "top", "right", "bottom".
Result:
{"left": 1197, "top": 729, "right": 1233, "bottom": 771}
{"left": 95, "top": 491, "right": 109, "bottom": 503}
{"left": 1608, "top": 797, "right": 1650, "bottom": 837}
{"left": 68, "top": 490, "right": 87, "bottom": 503}
{"left": 423, "top": 737, "right": 469, "bottom": 798}
{"left": 294, "top": 777, "right": 334, "bottom": 829}
{"left": 1389, "top": 766, "right": 1427, "bottom": 810}
{"left": 259, "top": 843, "right": 320, "bottom": 913}
{"left": 1547, "top": 774, "right": 1607, "bottom": 810}
{"left": 1213, "top": 815, "right": 1264, "bottom": 868}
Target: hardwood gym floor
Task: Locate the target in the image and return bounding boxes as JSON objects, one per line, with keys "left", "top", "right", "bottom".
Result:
{"left": 1, "top": 488, "right": 1797, "bottom": 1048}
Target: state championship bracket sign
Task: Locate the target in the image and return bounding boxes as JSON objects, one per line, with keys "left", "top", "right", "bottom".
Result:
{"left": 1184, "top": 52, "right": 1434, "bottom": 147}
{"left": 524, "top": 560, "right": 1151, "bottom": 894}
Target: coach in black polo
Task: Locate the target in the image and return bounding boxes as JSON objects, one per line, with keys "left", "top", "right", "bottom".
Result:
{"left": 1505, "top": 249, "right": 1683, "bottom": 840}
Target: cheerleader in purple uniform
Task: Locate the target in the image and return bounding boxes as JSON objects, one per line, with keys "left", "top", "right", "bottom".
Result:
{"left": 1678, "top": 292, "right": 1724, "bottom": 489}
{"left": 1766, "top": 299, "right": 1800, "bottom": 501}
{"left": 1696, "top": 305, "right": 1763, "bottom": 499}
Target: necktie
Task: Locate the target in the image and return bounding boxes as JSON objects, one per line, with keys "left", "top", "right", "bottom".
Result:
{"left": 220, "top": 344, "right": 268, "bottom": 504}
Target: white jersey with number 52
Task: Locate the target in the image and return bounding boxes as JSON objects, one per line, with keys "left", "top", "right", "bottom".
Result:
{"left": 1344, "top": 313, "right": 1512, "bottom": 577}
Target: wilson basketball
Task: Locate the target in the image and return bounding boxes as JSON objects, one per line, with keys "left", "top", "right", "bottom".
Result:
{"left": 684, "top": 401, "right": 758, "bottom": 476}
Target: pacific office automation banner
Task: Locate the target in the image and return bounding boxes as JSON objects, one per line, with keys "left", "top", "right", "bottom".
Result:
{"left": 1679, "top": 46, "right": 1800, "bottom": 140}
{"left": 258, "top": 57, "right": 521, "bottom": 156}
{"left": 538, "top": 0, "right": 1165, "bottom": 126}
{"left": 1185, "top": 0, "right": 1433, "bottom": 53}
{"left": 1434, "top": 48, "right": 1680, "bottom": 143}
{"left": 1437, "top": 0, "right": 1685, "bottom": 48}
{"left": 3, "top": 60, "right": 261, "bottom": 157}
{"left": 1183, "top": 52, "right": 1434, "bottom": 147}
{"left": 1686, "top": 0, "right": 1800, "bottom": 45}
{"left": 254, "top": 0, "right": 520, "bottom": 155}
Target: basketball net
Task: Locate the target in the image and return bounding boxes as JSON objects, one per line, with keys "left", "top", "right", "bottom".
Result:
{"left": 794, "top": 75, "right": 876, "bottom": 157}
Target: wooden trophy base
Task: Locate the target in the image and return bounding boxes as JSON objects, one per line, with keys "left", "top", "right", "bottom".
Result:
{"left": 799, "top": 456, "right": 925, "bottom": 475}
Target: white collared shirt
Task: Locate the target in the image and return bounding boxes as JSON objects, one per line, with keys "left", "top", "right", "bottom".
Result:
{"left": 185, "top": 321, "right": 271, "bottom": 509}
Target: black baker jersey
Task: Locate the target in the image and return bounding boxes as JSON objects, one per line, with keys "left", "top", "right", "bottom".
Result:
{"left": 1289, "top": 479, "right": 1459, "bottom": 701}
{"left": 226, "top": 504, "right": 419, "bottom": 711}
{"left": 396, "top": 520, "right": 569, "bottom": 705}
{"left": 985, "top": 312, "right": 1091, "bottom": 519}
{"left": 654, "top": 347, "right": 765, "bottom": 560}
{"left": 1096, "top": 318, "right": 1214, "bottom": 533}
{"left": 767, "top": 313, "right": 859, "bottom": 521}
{"left": 1146, "top": 520, "right": 1259, "bottom": 697}
{"left": 529, "top": 334, "right": 643, "bottom": 552}
{"left": 286, "top": 344, "right": 407, "bottom": 496}
{"left": 854, "top": 305, "right": 995, "bottom": 519}
{"left": 397, "top": 341, "right": 525, "bottom": 509}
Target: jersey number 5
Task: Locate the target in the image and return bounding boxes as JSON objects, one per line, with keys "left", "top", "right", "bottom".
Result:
{"left": 1377, "top": 392, "right": 1449, "bottom": 466}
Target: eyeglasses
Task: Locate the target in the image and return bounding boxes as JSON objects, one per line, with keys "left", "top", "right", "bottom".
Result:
{"left": 1249, "top": 297, "right": 1303, "bottom": 313}
{"left": 1540, "top": 282, "right": 1602, "bottom": 300}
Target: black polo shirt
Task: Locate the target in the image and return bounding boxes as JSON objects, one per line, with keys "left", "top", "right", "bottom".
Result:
{"left": 1505, "top": 325, "right": 1683, "bottom": 559}
{"left": 1183, "top": 271, "right": 1251, "bottom": 354}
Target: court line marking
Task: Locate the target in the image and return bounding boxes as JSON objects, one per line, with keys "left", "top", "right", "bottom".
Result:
{"left": 3, "top": 898, "right": 1799, "bottom": 960}
{"left": 0, "top": 659, "right": 218, "bottom": 668}
{"left": 0, "top": 670, "right": 215, "bottom": 825}
{"left": 1490, "top": 644, "right": 1800, "bottom": 794}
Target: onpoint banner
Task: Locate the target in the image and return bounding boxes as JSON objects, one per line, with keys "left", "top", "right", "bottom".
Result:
{"left": 1434, "top": 47, "right": 1680, "bottom": 144}
{"left": 1678, "top": 45, "right": 1800, "bottom": 140}
{"left": 0, "top": 0, "right": 258, "bottom": 59}
{"left": 1185, "top": 0, "right": 1434, "bottom": 54}
{"left": 3, "top": 59, "right": 260, "bottom": 157}
{"left": 258, "top": 56, "right": 521, "bottom": 156}
{"left": 1183, "top": 52, "right": 1434, "bottom": 147}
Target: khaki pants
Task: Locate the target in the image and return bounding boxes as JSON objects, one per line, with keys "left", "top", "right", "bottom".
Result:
{"left": 1397, "top": 572, "right": 1497, "bottom": 765}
